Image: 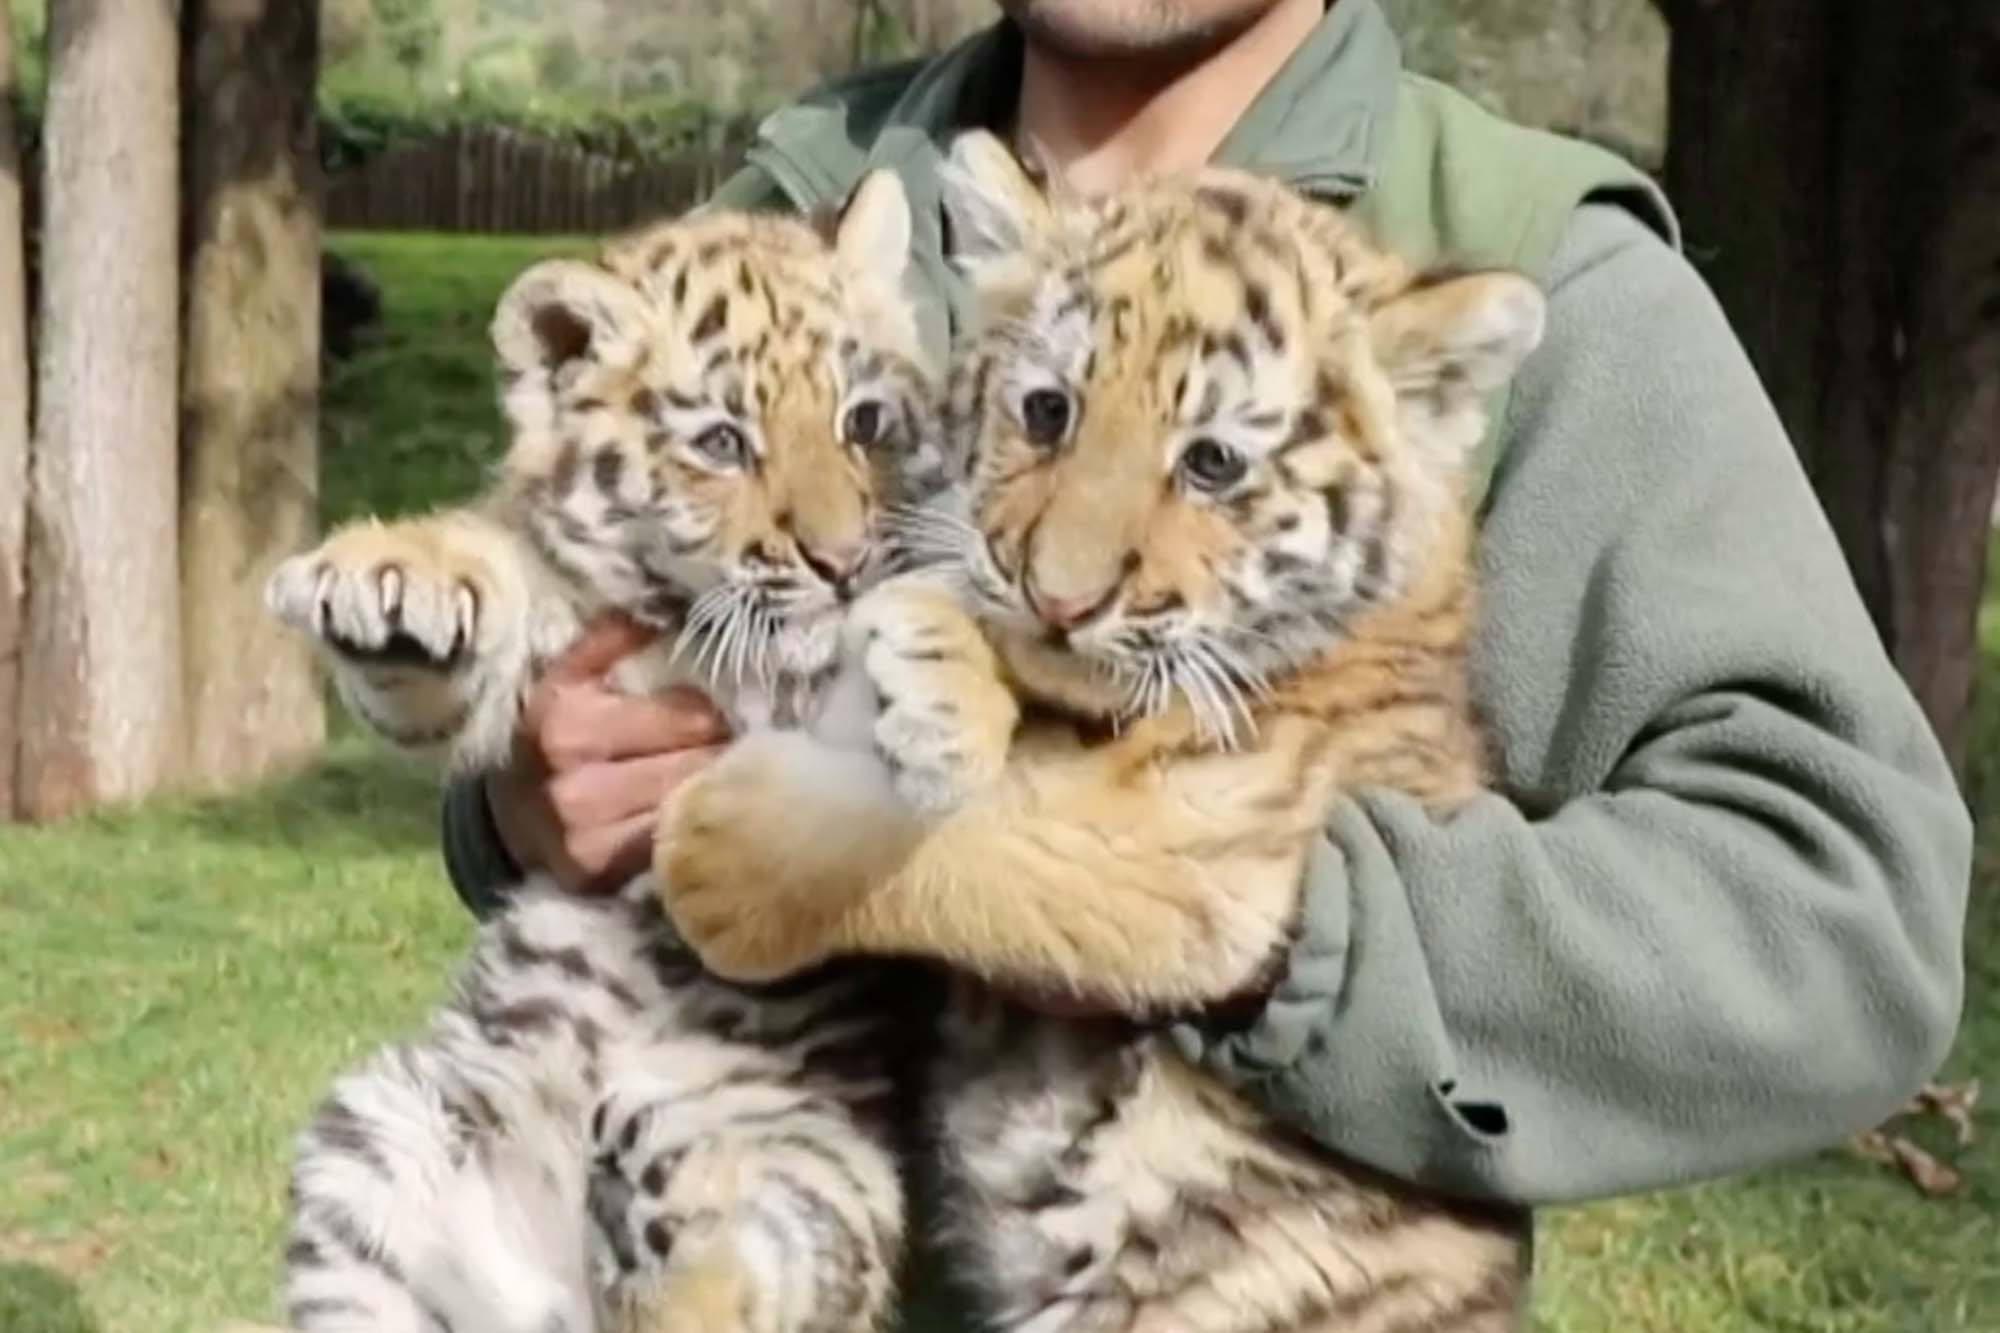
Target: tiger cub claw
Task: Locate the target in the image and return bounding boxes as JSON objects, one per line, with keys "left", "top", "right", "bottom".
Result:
{"left": 847, "top": 577, "right": 1018, "bottom": 817}
{"left": 266, "top": 519, "right": 500, "bottom": 670}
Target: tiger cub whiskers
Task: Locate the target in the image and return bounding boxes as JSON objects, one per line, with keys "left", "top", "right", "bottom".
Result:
{"left": 652, "top": 130, "right": 1549, "bottom": 1333}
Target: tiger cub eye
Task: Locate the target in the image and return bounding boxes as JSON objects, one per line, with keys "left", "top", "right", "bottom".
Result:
{"left": 1180, "top": 438, "right": 1248, "bottom": 491}
{"left": 1021, "top": 389, "right": 1071, "bottom": 447}
{"left": 844, "top": 400, "right": 886, "bottom": 448}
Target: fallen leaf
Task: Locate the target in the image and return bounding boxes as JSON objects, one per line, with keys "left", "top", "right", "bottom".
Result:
{"left": 1849, "top": 1129, "right": 1963, "bottom": 1197}
{"left": 1851, "top": 1129, "right": 1894, "bottom": 1165}
{"left": 1906, "top": 1079, "right": 1980, "bottom": 1147}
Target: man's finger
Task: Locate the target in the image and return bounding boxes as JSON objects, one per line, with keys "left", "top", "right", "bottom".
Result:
{"left": 544, "top": 612, "right": 661, "bottom": 686}
{"left": 569, "top": 811, "right": 662, "bottom": 895}
{"left": 598, "top": 746, "right": 728, "bottom": 819}
{"left": 540, "top": 688, "right": 728, "bottom": 769}
{"left": 550, "top": 745, "right": 728, "bottom": 828}
{"left": 589, "top": 690, "right": 730, "bottom": 761}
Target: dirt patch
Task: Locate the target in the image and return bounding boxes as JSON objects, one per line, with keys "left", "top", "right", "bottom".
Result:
{"left": 9, "top": 1164, "right": 73, "bottom": 1203}
{"left": 0, "top": 1226, "right": 116, "bottom": 1278}
{"left": 131, "top": 1146, "right": 178, "bottom": 1182}
{"left": 7, "top": 1014, "right": 88, "bottom": 1050}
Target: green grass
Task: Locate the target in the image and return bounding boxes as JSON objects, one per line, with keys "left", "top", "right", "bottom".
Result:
{"left": 0, "top": 744, "right": 465, "bottom": 1333}
{"left": 2, "top": 231, "right": 1995, "bottom": 1333}
{"left": 320, "top": 231, "right": 592, "bottom": 526}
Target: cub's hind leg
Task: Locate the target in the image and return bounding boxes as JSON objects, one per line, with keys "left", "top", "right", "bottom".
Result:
{"left": 587, "top": 1032, "right": 907, "bottom": 1333}
{"left": 265, "top": 508, "right": 575, "bottom": 769}
{"left": 284, "top": 1042, "right": 597, "bottom": 1333}
{"left": 278, "top": 1212, "right": 433, "bottom": 1333}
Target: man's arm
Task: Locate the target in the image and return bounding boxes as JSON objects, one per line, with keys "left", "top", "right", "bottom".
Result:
{"left": 1170, "top": 202, "right": 1971, "bottom": 1205}
{"left": 436, "top": 165, "right": 793, "bottom": 915}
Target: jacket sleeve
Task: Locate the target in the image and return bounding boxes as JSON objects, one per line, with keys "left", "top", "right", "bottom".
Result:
{"left": 1169, "top": 202, "right": 1972, "bottom": 1206}
{"left": 439, "top": 774, "right": 520, "bottom": 920}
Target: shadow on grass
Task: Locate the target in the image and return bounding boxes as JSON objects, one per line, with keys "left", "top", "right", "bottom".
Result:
{"left": 175, "top": 740, "right": 444, "bottom": 856}
{"left": 0, "top": 1264, "right": 98, "bottom": 1333}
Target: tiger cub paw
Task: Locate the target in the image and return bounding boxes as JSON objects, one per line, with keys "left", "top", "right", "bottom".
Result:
{"left": 265, "top": 516, "right": 508, "bottom": 670}
{"left": 587, "top": 1088, "right": 757, "bottom": 1333}
{"left": 265, "top": 514, "right": 538, "bottom": 760}
{"left": 586, "top": 1085, "right": 696, "bottom": 1295}
{"left": 848, "top": 577, "right": 1018, "bottom": 816}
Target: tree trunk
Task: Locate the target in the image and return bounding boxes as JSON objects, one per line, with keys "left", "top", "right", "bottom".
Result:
{"left": 0, "top": 4, "right": 30, "bottom": 817}
{"left": 178, "top": 0, "right": 325, "bottom": 792}
{"left": 17, "top": 0, "right": 184, "bottom": 819}
{"left": 1660, "top": 0, "right": 2000, "bottom": 779}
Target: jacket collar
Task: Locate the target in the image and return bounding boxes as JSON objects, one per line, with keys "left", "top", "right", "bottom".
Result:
{"left": 858, "top": 0, "right": 1401, "bottom": 200}
{"left": 747, "top": 2, "right": 1404, "bottom": 347}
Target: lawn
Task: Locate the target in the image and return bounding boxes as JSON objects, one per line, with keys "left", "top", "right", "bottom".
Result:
{"left": 1, "top": 231, "right": 1994, "bottom": 1333}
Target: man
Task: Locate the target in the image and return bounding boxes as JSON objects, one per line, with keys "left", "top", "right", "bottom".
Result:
{"left": 442, "top": 0, "right": 1971, "bottom": 1319}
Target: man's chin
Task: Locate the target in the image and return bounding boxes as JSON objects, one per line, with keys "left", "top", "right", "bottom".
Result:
{"left": 1000, "top": 0, "right": 1271, "bottom": 65}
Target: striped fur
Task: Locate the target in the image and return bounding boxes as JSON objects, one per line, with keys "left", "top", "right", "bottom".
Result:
{"left": 654, "top": 133, "right": 1548, "bottom": 1332}
{"left": 264, "top": 173, "right": 941, "bottom": 1333}
{"left": 267, "top": 168, "right": 944, "bottom": 768}
{"left": 283, "top": 882, "right": 911, "bottom": 1333}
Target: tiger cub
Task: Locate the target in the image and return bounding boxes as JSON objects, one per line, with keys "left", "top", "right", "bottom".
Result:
{"left": 261, "top": 173, "right": 938, "bottom": 1333}
{"left": 651, "top": 131, "right": 1547, "bottom": 1332}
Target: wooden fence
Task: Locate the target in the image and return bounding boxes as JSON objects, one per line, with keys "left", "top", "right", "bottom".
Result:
{"left": 325, "top": 125, "right": 751, "bottom": 235}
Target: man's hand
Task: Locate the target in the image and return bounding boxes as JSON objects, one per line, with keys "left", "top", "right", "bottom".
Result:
{"left": 486, "top": 613, "right": 731, "bottom": 894}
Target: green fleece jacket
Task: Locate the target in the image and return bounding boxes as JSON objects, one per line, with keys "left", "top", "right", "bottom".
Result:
{"left": 440, "top": 0, "right": 1970, "bottom": 1286}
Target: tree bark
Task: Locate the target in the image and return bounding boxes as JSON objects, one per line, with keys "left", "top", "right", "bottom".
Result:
{"left": 179, "top": 0, "right": 325, "bottom": 792}
{"left": 17, "top": 0, "right": 184, "bottom": 819}
{"left": 0, "top": 4, "right": 30, "bottom": 817}
{"left": 1660, "top": 0, "right": 2000, "bottom": 779}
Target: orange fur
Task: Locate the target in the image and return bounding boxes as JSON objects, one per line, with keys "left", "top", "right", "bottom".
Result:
{"left": 657, "top": 149, "right": 1525, "bottom": 1013}
{"left": 653, "top": 135, "right": 1547, "bottom": 1333}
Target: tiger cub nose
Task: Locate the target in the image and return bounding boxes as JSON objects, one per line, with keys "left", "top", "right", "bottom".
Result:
{"left": 800, "top": 541, "right": 867, "bottom": 599}
{"left": 1024, "top": 574, "right": 1119, "bottom": 631}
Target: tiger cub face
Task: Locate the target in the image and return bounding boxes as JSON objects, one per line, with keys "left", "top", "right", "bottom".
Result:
{"left": 933, "top": 131, "right": 1546, "bottom": 741}
{"left": 490, "top": 170, "right": 942, "bottom": 685}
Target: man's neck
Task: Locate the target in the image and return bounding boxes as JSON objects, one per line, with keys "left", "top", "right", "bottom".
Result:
{"left": 1010, "top": 0, "right": 1325, "bottom": 197}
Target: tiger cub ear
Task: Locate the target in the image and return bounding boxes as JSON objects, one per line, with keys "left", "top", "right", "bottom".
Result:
{"left": 490, "top": 259, "right": 650, "bottom": 433}
{"left": 1367, "top": 269, "right": 1546, "bottom": 465}
{"left": 821, "top": 168, "right": 927, "bottom": 368}
{"left": 831, "top": 167, "right": 914, "bottom": 285}
{"left": 940, "top": 129, "right": 1054, "bottom": 290}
